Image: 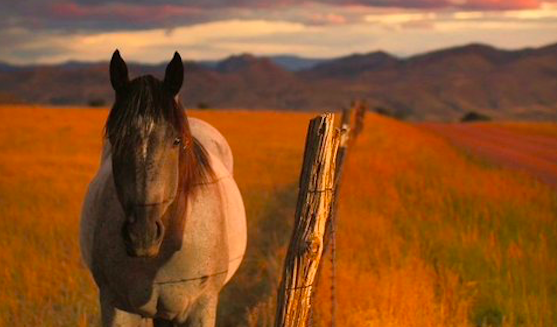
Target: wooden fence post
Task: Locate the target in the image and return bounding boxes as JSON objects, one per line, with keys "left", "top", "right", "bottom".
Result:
{"left": 274, "top": 113, "right": 339, "bottom": 327}
{"left": 350, "top": 100, "right": 367, "bottom": 141}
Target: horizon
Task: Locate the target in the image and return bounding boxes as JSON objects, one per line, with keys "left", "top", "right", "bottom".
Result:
{"left": 1, "top": 40, "right": 555, "bottom": 67}
{"left": 1, "top": 1, "right": 557, "bottom": 65}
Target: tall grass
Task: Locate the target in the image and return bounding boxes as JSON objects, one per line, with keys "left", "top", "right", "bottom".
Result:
{"left": 312, "top": 116, "right": 557, "bottom": 327}
{"left": 0, "top": 106, "right": 555, "bottom": 326}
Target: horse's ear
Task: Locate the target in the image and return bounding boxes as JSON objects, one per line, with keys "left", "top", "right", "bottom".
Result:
{"left": 163, "top": 52, "right": 183, "bottom": 96}
{"left": 110, "top": 49, "right": 129, "bottom": 93}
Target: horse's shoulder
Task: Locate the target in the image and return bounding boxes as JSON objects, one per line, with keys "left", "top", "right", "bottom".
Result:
{"left": 80, "top": 147, "right": 119, "bottom": 266}
{"left": 188, "top": 118, "right": 234, "bottom": 175}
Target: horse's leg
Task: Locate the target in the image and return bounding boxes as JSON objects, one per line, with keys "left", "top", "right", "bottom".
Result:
{"left": 176, "top": 295, "right": 218, "bottom": 327}
{"left": 100, "top": 292, "right": 152, "bottom": 327}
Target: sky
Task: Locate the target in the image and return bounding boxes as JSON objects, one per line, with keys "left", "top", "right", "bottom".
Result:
{"left": 1, "top": 0, "right": 557, "bottom": 64}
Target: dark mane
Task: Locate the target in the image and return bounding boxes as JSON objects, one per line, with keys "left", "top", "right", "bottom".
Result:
{"left": 105, "top": 75, "right": 212, "bottom": 190}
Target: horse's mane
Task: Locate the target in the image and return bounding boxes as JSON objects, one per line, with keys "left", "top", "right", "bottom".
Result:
{"left": 104, "top": 75, "right": 212, "bottom": 193}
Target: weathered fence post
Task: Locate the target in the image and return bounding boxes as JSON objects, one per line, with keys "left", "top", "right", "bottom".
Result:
{"left": 351, "top": 100, "right": 367, "bottom": 140}
{"left": 274, "top": 113, "right": 339, "bottom": 327}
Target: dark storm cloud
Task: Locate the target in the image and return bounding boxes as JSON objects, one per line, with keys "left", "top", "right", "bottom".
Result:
{"left": 0, "top": 1, "right": 213, "bottom": 32}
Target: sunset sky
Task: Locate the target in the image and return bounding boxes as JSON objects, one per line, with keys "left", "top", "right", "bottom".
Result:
{"left": 1, "top": 0, "right": 557, "bottom": 64}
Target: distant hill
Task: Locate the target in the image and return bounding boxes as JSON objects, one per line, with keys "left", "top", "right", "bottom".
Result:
{"left": 302, "top": 51, "right": 399, "bottom": 79}
{"left": 267, "top": 55, "right": 329, "bottom": 71}
{"left": 199, "top": 55, "right": 327, "bottom": 71}
{"left": 0, "top": 42, "right": 556, "bottom": 121}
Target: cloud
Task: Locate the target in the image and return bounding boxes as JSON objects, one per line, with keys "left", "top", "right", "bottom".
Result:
{"left": 49, "top": 3, "right": 204, "bottom": 23}
{"left": 458, "top": 0, "right": 539, "bottom": 10}
{"left": 306, "top": 13, "right": 348, "bottom": 25}
{"left": 503, "top": 1, "right": 557, "bottom": 18}
{"left": 0, "top": 20, "right": 307, "bottom": 64}
{"left": 453, "top": 11, "right": 486, "bottom": 19}
{"left": 365, "top": 12, "right": 438, "bottom": 24}
{"left": 2, "top": 0, "right": 555, "bottom": 34}
{"left": 0, "top": 2, "right": 213, "bottom": 32}
{"left": 63, "top": 0, "right": 552, "bottom": 10}
{"left": 0, "top": 0, "right": 556, "bottom": 64}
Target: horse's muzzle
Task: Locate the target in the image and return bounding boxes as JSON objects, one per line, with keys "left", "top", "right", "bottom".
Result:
{"left": 122, "top": 211, "right": 165, "bottom": 258}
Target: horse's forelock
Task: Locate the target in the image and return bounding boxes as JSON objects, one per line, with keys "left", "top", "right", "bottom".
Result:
{"left": 105, "top": 76, "right": 179, "bottom": 154}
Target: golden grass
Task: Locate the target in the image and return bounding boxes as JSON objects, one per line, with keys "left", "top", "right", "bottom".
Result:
{"left": 492, "top": 122, "right": 557, "bottom": 138}
{"left": 311, "top": 118, "right": 557, "bottom": 327}
{"left": 0, "top": 105, "right": 556, "bottom": 326}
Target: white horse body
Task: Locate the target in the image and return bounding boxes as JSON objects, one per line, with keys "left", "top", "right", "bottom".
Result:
{"left": 80, "top": 118, "right": 247, "bottom": 325}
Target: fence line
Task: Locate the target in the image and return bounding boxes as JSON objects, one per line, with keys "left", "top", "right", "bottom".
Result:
{"left": 274, "top": 103, "right": 366, "bottom": 327}
{"left": 274, "top": 113, "right": 339, "bottom": 327}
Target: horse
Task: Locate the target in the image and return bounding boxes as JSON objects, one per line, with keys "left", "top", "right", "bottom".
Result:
{"left": 80, "top": 50, "right": 247, "bottom": 327}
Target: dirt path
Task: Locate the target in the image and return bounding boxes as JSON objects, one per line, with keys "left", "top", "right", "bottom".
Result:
{"left": 421, "top": 123, "right": 557, "bottom": 188}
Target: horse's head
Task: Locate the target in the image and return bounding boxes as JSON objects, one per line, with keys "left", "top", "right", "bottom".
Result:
{"left": 106, "top": 50, "right": 185, "bottom": 258}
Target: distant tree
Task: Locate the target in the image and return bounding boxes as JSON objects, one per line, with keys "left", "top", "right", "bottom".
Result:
{"left": 392, "top": 109, "right": 410, "bottom": 121}
{"left": 88, "top": 98, "right": 106, "bottom": 107}
{"left": 0, "top": 92, "right": 23, "bottom": 104}
{"left": 197, "top": 102, "right": 210, "bottom": 110}
{"left": 49, "top": 97, "right": 75, "bottom": 105}
{"left": 461, "top": 111, "right": 491, "bottom": 122}
{"left": 373, "top": 106, "right": 391, "bottom": 116}
{"left": 373, "top": 106, "right": 409, "bottom": 120}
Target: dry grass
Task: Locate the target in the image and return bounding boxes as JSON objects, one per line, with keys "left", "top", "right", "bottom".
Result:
{"left": 0, "top": 105, "right": 556, "bottom": 326}
{"left": 311, "top": 118, "right": 557, "bottom": 327}
{"left": 493, "top": 122, "right": 557, "bottom": 138}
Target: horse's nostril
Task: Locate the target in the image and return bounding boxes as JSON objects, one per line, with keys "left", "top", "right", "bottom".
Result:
{"left": 121, "top": 222, "right": 132, "bottom": 243}
{"left": 155, "top": 221, "right": 164, "bottom": 241}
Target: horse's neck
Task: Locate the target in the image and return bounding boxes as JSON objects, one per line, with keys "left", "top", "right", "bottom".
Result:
{"left": 161, "top": 187, "right": 189, "bottom": 251}
{"left": 101, "top": 140, "right": 112, "bottom": 164}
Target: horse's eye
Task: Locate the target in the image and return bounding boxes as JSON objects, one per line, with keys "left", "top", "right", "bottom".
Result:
{"left": 173, "top": 138, "right": 181, "bottom": 146}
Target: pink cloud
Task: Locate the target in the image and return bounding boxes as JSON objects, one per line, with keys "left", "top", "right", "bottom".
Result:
{"left": 307, "top": 13, "right": 348, "bottom": 25}
{"left": 50, "top": 0, "right": 553, "bottom": 18}
{"left": 341, "top": 0, "right": 545, "bottom": 10}
{"left": 461, "top": 0, "right": 540, "bottom": 10}
{"left": 42, "top": 0, "right": 557, "bottom": 31}
{"left": 50, "top": 2, "right": 203, "bottom": 24}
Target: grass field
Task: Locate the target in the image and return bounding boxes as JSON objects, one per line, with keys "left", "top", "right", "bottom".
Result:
{"left": 0, "top": 105, "right": 556, "bottom": 326}
{"left": 422, "top": 123, "right": 557, "bottom": 188}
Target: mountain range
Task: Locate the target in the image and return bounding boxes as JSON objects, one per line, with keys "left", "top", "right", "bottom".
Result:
{"left": 1, "top": 43, "right": 556, "bottom": 121}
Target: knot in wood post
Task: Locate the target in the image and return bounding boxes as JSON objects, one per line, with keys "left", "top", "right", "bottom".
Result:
{"left": 303, "top": 236, "right": 321, "bottom": 260}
